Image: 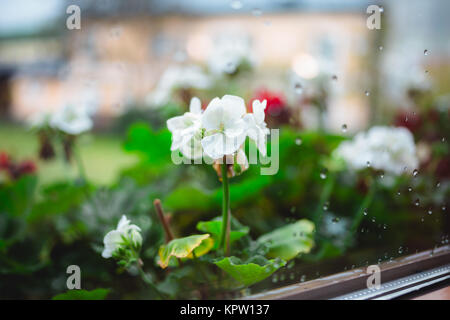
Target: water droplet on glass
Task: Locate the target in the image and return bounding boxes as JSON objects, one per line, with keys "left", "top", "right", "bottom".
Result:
{"left": 424, "top": 49, "right": 429, "bottom": 56}
{"left": 378, "top": 45, "right": 383, "bottom": 51}
{"left": 442, "top": 205, "right": 447, "bottom": 211}
{"left": 365, "top": 90, "right": 370, "bottom": 96}
{"left": 442, "top": 137, "right": 446, "bottom": 142}
{"left": 408, "top": 187, "right": 412, "bottom": 192}
{"left": 379, "top": 171, "right": 384, "bottom": 179}
{"left": 294, "top": 82, "right": 303, "bottom": 94}
{"left": 363, "top": 208, "right": 368, "bottom": 216}
{"left": 230, "top": 0, "right": 243, "bottom": 10}
{"left": 323, "top": 202, "right": 329, "bottom": 211}
{"left": 413, "top": 169, "right": 419, "bottom": 177}
{"left": 379, "top": 6, "right": 384, "bottom": 13}
{"left": 332, "top": 217, "right": 340, "bottom": 223}
{"left": 398, "top": 246, "right": 403, "bottom": 254}
{"left": 414, "top": 198, "right": 420, "bottom": 206}
{"left": 397, "top": 190, "right": 401, "bottom": 196}
{"left": 300, "top": 275, "right": 306, "bottom": 282}
{"left": 366, "top": 161, "right": 371, "bottom": 168}
{"left": 436, "top": 182, "right": 441, "bottom": 188}
{"left": 332, "top": 74, "right": 338, "bottom": 81}
{"left": 295, "top": 138, "right": 302, "bottom": 146}
{"left": 371, "top": 217, "right": 376, "bottom": 223}
{"left": 341, "top": 124, "right": 347, "bottom": 132}
{"left": 427, "top": 209, "right": 433, "bottom": 215}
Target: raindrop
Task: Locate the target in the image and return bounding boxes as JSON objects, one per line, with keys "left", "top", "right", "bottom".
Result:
{"left": 397, "top": 190, "right": 401, "bottom": 196}
{"left": 442, "top": 137, "right": 446, "bottom": 142}
{"left": 408, "top": 187, "right": 413, "bottom": 192}
{"left": 398, "top": 246, "right": 403, "bottom": 254}
{"left": 427, "top": 208, "right": 433, "bottom": 215}
{"left": 300, "top": 275, "right": 306, "bottom": 282}
{"left": 294, "top": 82, "right": 303, "bottom": 94}
{"left": 230, "top": 0, "right": 243, "bottom": 10}
{"left": 332, "top": 74, "right": 338, "bottom": 81}
{"left": 379, "top": 171, "right": 384, "bottom": 179}
{"left": 383, "top": 224, "right": 387, "bottom": 230}
{"left": 421, "top": 217, "right": 425, "bottom": 222}
{"left": 363, "top": 208, "right": 368, "bottom": 216}
{"left": 379, "top": 6, "right": 384, "bottom": 13}
{"left": 320, "top": 169, "right": 328, "bottom": 179}
{"left": 414, "top": 198, "right": 420, "bottom": 206}
{"left": 424, "top": 49, "right": 429, "bottom": 56}
{"left": 378, "top": 45, "right": 384, "bottom": 51}
{"left": 366, "top": 161, "right": 371, "bottom": 168}
{"left": 341, "top": 124, "right": 347, "bottom": 132}
{"left": 436, "top": 182, "right": 441, "bottom": 188}
{"left": 371, "top": 217, "right": 376, "bottom": 223}
{"left": 442, "top": 205, "right": 447, "bottom": 211}
{"left": 323, "top": 202, "right": 329, "bottom": 211}
{"left": 295, "top": 138, "right": 302, "bottom": 146}
{"left": 332, "top": 217, "right": 340, "bottom": 224}
{"left": 365, "top": 90, "right": 370, "bottom": 96}
{"left": 413, "top": 169, "right": 419, "bottom": 177}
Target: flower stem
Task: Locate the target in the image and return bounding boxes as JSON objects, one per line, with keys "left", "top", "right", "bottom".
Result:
{"left": 136, "top": 262, "right": 166, "bottom": 299}
{"left": 343, "top": 180, "right": 377, "bottom": 249}
{"left": 219, "top": 160, "right": 230, "bottom": 255}
{"left": 74, "top": 144, "right": 87, "bottom": 182}
{"left": 313, "top": 172, "right": 336, "bottom": 228}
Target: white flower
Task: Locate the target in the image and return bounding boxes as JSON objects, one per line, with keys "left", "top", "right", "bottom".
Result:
{"left": 244, "top": 100, "right": 270, "bottom": 156}
{"left": 334, "top": 126, "right": 419, "bottom": 175}
{"left": 50, "top": 104, "right": 93, "bottom": 135}
{"left": 147, "top": 65, "right": 211, "bottom": 107}
{"left": 201, "top": 95, "right": 247, "bottom": 159}
{"left": 208, "top": 33, "right": 254, "bottom": 75}
{"left": 102, "top": 215, "right": 142, "bottom": 259}
{"left": 167, "top": 97, "right": 204, "bottom": 159}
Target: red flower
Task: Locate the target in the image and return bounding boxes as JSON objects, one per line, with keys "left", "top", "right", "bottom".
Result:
{"left": 0, "top": 152, "right": 11, "bottom": 170}
{"left": 17, "top": 161, "right": 37, "bottom": 176}
{"left": 394, "top": 110, "right": 422, "bottom": 133}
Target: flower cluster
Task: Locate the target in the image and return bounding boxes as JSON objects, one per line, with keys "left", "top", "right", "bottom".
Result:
{"left": 102, "top": 215, "right": 143, "bottom": 260}
{"left": 334, "top": 126, "right": 419, "bottom": 175}
{"left": 167, "top": 95, "right": 269, "bottom": 166}
{"left": 30, "top": 104, "right": 93, "bottom": 136}
{"left": 0, "top": 152, "right": 36, "bottom": 180}
{"left": 147, "top": 65, "right": 212, "bottom": 107}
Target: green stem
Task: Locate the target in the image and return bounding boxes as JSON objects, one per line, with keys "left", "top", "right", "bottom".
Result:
{"left": 343, "top": 180, "right": 377, "bottom": 249}
{"left": 136, "top": 262, "right": 166, "bottom": 299}
{"left": 74, "top": 144, "right": 87, "bottom": 182}
{"left": 313, "top": 172, "right": 336, "bottom": 227}
{"left": 219, "top": 161, "right": 230, "bottom": 255}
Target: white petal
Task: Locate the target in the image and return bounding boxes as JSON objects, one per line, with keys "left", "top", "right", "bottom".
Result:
{"left": 189, "top": 97, "right": 202, "bottom": 114}
{"left": 166, "top": 115, "right": 186, "bottom": 133}
{"left": 201, "top": 133, "right": 225, "bottom": 159}
{"left": 252, "top": 99, "right": 267, "bottom": 124}
{"left": 202, "top": 98, "right": 223, "bottom": 131}
{"left": 117, "top": 215, "right": 130, "bottom": 231}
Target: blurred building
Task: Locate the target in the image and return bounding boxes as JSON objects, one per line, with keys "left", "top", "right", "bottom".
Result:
{"left": 1, "top": 0, "right": 448, "bottom": 131}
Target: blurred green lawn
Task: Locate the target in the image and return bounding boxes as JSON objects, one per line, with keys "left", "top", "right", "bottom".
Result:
{"left": 0, "top": 124, "right": 138, "bottom": 185}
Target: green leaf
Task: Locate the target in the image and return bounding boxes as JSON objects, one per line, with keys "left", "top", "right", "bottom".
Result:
{"left": 123, "top": 122, "right": 172, "bottom": 166}
{"left": 257, "top": 219, "right": 315, "bottom": 261}
{"left": 196, "top": 217, "right": 249, "bottom": 250}
{"left": 214, "top": 256, "right": 286, "bottom": 286}
{"left": 52, "top": 288, "right": 110, "bottom": 300}
{"left": 158, "top": 234, "right": 212, "bottom": 269}
{"left": 165, "top": 186, "right": 214, "bottom": 211}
